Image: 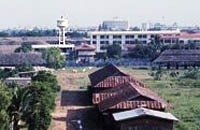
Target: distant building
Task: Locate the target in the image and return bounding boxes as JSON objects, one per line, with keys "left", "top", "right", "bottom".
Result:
{"left": 89, "top": 30, "right": 180, "bottom": 52}
{"left": 0, "top": 53, "right": 45, "bottom": 66}
{"left": 154, "top": 50, "right": 200, "bottom": 69}
{"left": 5, "top": 77, "right": 31, "bottom": 86}
{"left": 101, "top": 20, "right": 128, "bottom": 31}
{"left": 75, "top": 44, "right": 96, "bottom": 63}
{"left": 160, "top": 32, "right": 200, "bottom": 45}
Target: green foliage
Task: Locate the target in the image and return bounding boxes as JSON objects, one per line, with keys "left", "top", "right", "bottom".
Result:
{"left": 128, "top": 44, "right": 159, "bottom": 60}
{"left": 42, "top": 48, "right": 66, "bottom": 69}
{"left": 182, "top": 67, "right": 199, "bottom": 80}
{"left": 15, "top": 62, "right": 34, "bottom": 72}
{"left": 8, "top": 84, "right": 31, "bottom": 130}
{"left": 15, "top": 42, "right": 32, "bottom": 53}
{"left": 0, "top": 83, "right": 12, "bottom": 130}
{"left": 106, "top": 44, "right": 121, "bottom": 59}
{"left": 32, "top": 71, "right": 60, "bottom": 92}
{"left": 149, "top": 69, "right": 164, "bottom": 80}
{"left": 26, "top": 81, "right": 56, "bottom": 130}
{"left": 0, "top": 68, "right": 17, "bottom": 80}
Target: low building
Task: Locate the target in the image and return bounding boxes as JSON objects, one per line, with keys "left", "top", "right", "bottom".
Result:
{"left": 0, "top": 53, "right": 45, "bottom": 66}
{"left": 159, "top": 32, "right": 200, "bottom": 45}
{"left": 75, "top": 44, "right": 96, "bottom": 63}
{"left": 112, "top": 108, "right": 178, "bottom": 130}
{"left": 32, "top": 44, "right": 75, "bottom": 56}
{"left": 89, "top": 64, "right": 178, "bottom": 129}
{"left": 5, "top": 77, "right": 31, "bottom": 86}
{"left": 153, "top": 50, "right": 200, "bottom": 69}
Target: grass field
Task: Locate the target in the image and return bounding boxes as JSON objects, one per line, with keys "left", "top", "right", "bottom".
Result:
{"left": 121, "top": 68, "right": 200, "bottom": 130}
{"left": 52, "top": 67, "right": 200, "bottom": 130}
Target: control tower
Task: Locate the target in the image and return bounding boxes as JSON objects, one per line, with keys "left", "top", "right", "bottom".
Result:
{"left": 57, "top": 16, "right": 69, "bottom": 44}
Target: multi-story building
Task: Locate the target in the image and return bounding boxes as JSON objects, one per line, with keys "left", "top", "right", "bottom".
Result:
{"left": 89, "top": 30, "right": 180, "bottom": 52}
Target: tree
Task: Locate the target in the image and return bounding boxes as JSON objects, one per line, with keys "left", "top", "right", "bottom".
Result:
{"left": 15, "top": 62, "right": 34, "bottom": 72}
{"left": 26, "top": 82, "right": 56, "bottom": 130}
{"left": 0, "top": 83, "right": 12, "bottom": 130}
{"left": 32, "top": 71, "right": 60, "bottom": 92}
{"left": 15, "top": 42, "right": 32, "bottom": 53}
{"left": 42, "top": 48, "right": 66, "bottom": 69}
{"left": 8, "top": 84, "right": 31, "bottom": 130}
{"left": 106, "top": 44, "right": 121, "bottom": 59}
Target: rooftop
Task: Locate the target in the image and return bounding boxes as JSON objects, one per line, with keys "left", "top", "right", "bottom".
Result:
{"left": 113, "top": 108, "right": 179, "bottom": 122}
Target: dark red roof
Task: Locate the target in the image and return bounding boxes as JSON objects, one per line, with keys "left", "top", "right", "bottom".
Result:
{"left": 75, "top": 44, "right": 96, "bottom": 51}
{"left": 93, "top": 82, "right": 167, "bottom": 112}
{"left": 94, "top": 76, "right": 145, "bottom": 88}
{"left": 89, "top": 64, "right": 128, "bottom": 86}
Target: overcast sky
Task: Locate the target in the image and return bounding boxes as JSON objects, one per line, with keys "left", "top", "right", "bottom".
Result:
{"left": 0, "top": 0, "right": 200, "bottom": 29}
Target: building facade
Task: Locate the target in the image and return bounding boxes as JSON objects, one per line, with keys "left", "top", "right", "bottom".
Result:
{"left": 89, "top": 30, "right": 180, "bottom": 52}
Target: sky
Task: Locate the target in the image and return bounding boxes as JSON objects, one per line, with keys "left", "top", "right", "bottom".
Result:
{"left": 0, "top": 0, "right": 200, "bottom": 29}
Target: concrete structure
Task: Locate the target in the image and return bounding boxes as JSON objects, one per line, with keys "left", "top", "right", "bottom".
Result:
{"left": 102, "top": 20, "right": 128, "bottom": 31}
{"left": 57, "top": 16, "right": 69, "bottom": 44}
{"left": 32, "top": 44, "right": 74, "bottom": 55}
{"left": 89, "top": 30, "right": 180, "bottom": 52}
{"left": 32, "top": 16, "right": 75, "bottom": 56}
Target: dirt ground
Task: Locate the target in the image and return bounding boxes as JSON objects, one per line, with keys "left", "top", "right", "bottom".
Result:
{"left": 50, "top": 70, "right": 99, "bottom": 130}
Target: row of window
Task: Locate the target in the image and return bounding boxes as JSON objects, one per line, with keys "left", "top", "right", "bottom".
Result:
{"left": 92, "top": 34, "right": 155, "bottom": 39}
{"left": 92, "top": 40, "right": 148, "bottom": 45}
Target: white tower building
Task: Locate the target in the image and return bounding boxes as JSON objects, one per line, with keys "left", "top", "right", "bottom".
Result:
{"left": 57, "top": 16, "right": 69, "bottom": 45}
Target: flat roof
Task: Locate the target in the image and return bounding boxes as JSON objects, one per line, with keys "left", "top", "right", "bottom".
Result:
{"left": 32, "top": 44, "right": 75, "bottom": 49}
{"left": 113, "top": 108, "right": 179, "bottom": 122}
{"left": 88, "top": 30, "right": 180, "bottom": 35}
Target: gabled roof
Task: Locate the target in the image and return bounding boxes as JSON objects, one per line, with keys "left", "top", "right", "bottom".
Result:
{"left": 113, "top": 108, "right": 179, "bottom": 122}
{"left": 94, "top": 76, "right": 145, "bottom": 88}
{"left": 154, "top": 50, "right": 200, "bottom": 63}
{"left": 95, "top": 82, "right": 167, "bottom": 112}
{"left": 88, "top": 64, "right": 128, "bottom": 86}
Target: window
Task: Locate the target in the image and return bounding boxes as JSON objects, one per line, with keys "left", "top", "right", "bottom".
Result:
{"left": 113, "top": 41, "right": 122, "bottom": 44}
{"left": 92, "top": 41, "right": 96, "bottom": 44}
{"left": 100, "top": 35, "right": 105, "bottom": 39}
{"left": 113, "top": 35, "right": 122, "bottom": 39}
{"left": 92, "top": 35, "right": 97, "bottom": 39}
{"left": 126, "top": 35, "right": 134, "bottom": 39}
{"left": 138, "top": 35, "right": 142, "bottom": 38}
{"left": 142, "top": 35, "right": 147, "bottom": 38}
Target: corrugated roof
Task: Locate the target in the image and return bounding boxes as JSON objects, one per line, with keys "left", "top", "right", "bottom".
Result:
{"left": 94, "top": 76, "right": 145, "bottom": 88}
{"left": 154, "top": 50, "right": 200, "bottom": 63}
{"left": 0, "top": 53, "right": 45, "bottom": 66}
{"left": 88, "top": 64, "right": 128, "bottom": 86}
{"left": 113, "top": 108, "right": 179, "bottom": 122}
{"left": 95, "top": 82, "right": 168, "bottom": 112}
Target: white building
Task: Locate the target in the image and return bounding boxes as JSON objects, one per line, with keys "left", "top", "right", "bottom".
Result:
{"left": 89, "top": 30, "right": 180, "bottom": 52}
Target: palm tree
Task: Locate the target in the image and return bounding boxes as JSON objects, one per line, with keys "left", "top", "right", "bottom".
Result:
{"left": 8, "top": 84, "right": 31, "bottom": 130}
